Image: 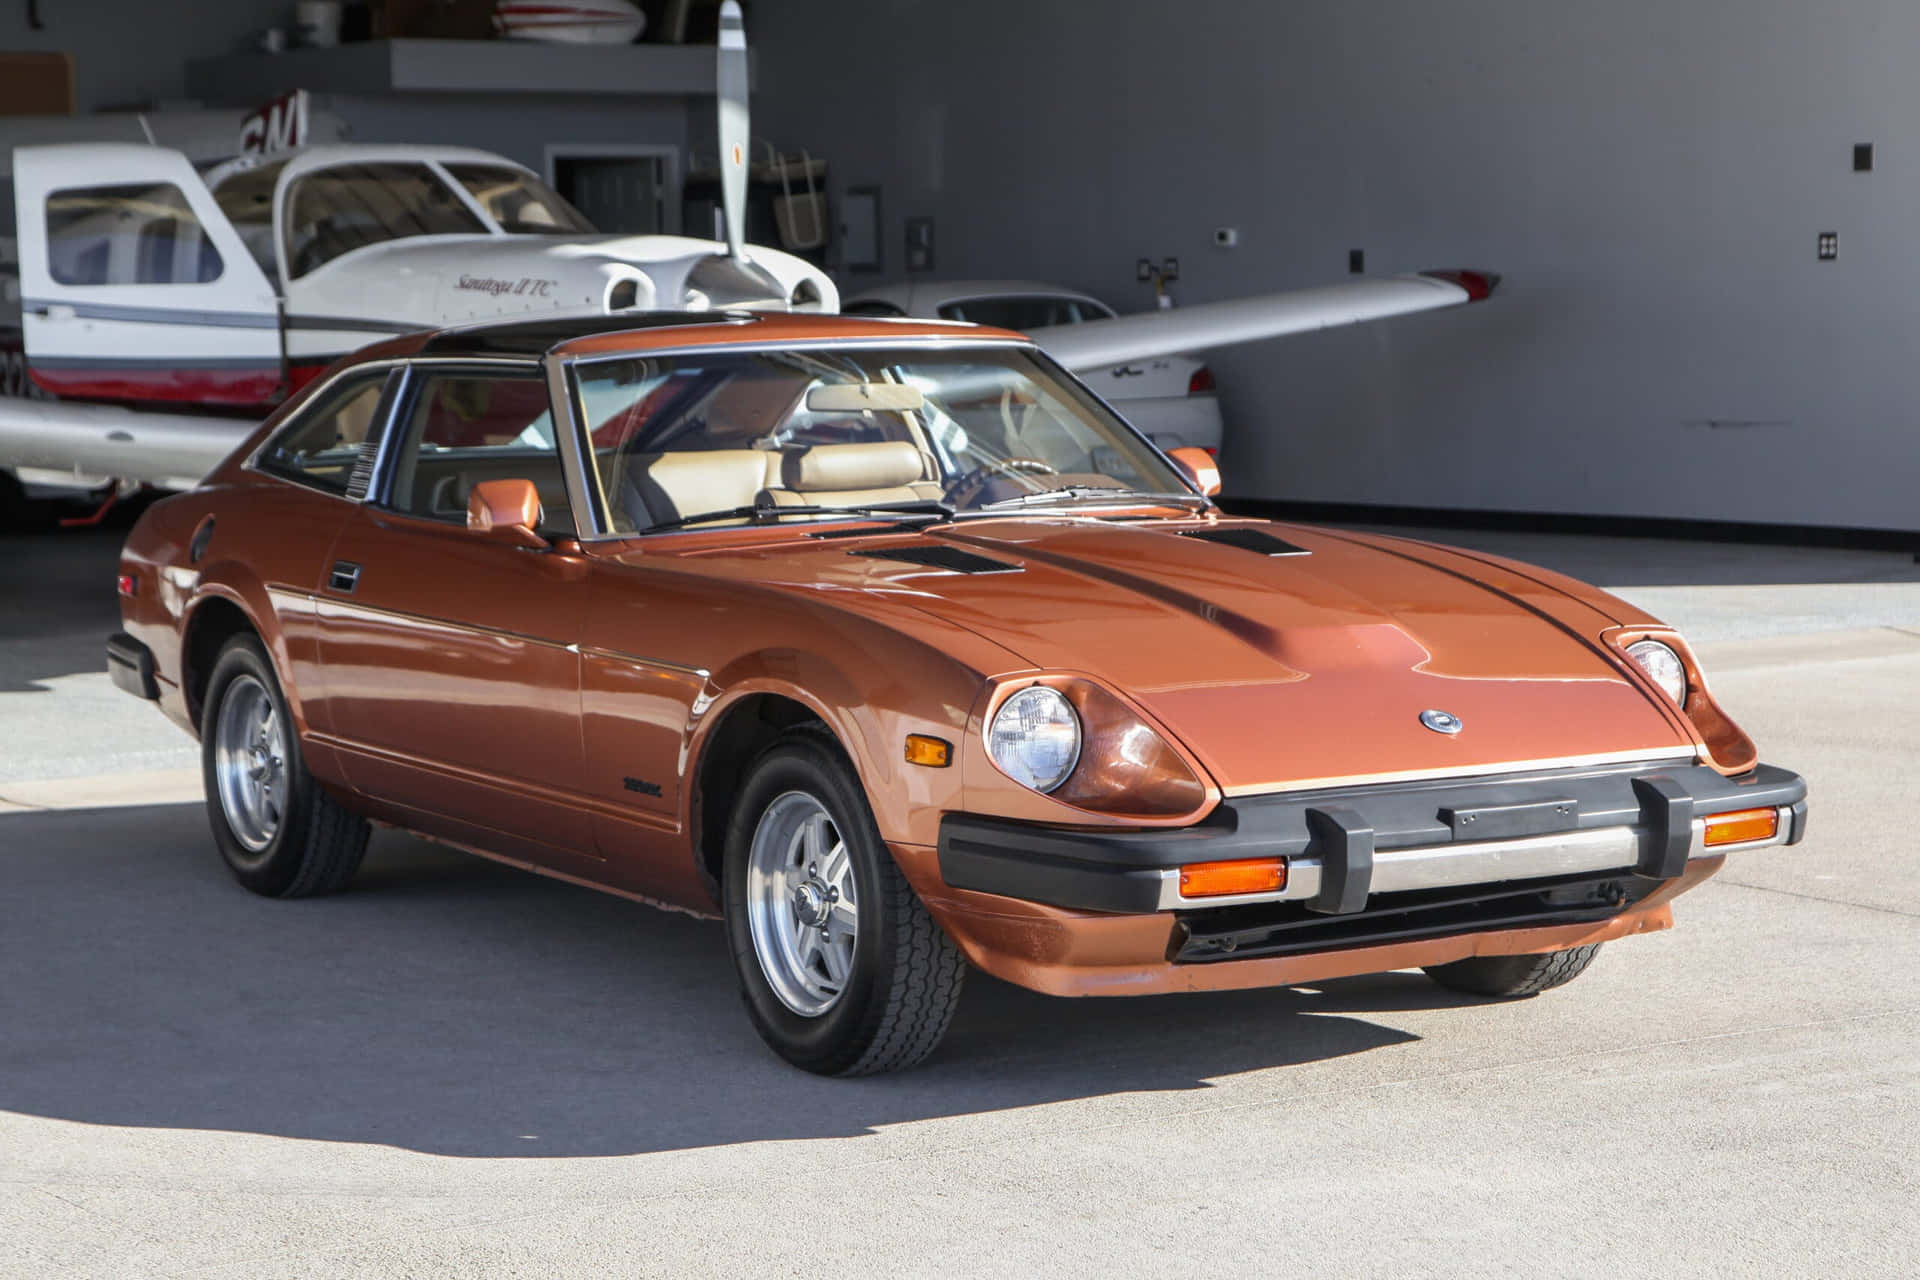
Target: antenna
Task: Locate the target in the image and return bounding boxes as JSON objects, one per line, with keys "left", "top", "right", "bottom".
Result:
{"left": 716, "top": 0, "right": 750, "bottom": 262}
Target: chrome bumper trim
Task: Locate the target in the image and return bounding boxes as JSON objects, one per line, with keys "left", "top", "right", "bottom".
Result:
{"left": 1154, "top": 805, "right": 1793, "bottom": 911}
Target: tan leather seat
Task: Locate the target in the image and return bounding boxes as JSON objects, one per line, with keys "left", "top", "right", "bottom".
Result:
{"left": 762, "top": 442, "right": 942, "bottom": 508}
{"left": 617, "top": 449, "right": 783, "bottom": 528}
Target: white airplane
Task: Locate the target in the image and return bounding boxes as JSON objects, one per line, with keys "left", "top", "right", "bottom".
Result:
{"left": 0, "top": 1, "right": 1495, "bottom": 508}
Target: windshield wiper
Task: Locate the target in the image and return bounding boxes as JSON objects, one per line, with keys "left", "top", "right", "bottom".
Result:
{"left": 634, "top": 499, "right": 955, "bottom": 536}
{"left": 975, "top": 485, "right": 1209, "bottom": 511}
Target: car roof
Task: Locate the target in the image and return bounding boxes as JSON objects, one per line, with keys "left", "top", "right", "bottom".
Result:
{"left": 394, "top": 309, "right": 1027, "bottom": 362}
{"left": 844, "top": 279, "right": 1110, "bottom": 314}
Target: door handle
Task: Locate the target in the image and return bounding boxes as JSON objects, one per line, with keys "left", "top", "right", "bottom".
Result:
{"left": 328, "top": 561, "right": 362, "bottom": 593}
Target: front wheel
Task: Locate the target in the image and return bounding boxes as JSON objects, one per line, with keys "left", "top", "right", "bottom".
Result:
{"left": 723, "top": 731, "right": 966, "bottom": 1075}
{"left": 1422, "top": 943, "right": 1602, "bottom": 998}
{"left": 201, "top": 635, "right": 369, "bottom": 897}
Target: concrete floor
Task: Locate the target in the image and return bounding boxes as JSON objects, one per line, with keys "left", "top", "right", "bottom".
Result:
{"left": 2, "top": 520, "right": 1916, "bottom": 1277}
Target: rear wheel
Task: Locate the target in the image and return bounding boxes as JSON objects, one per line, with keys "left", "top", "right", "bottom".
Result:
{"left": 201, "top": 635, "right": 369, "bottom": 897}
{"left": 1422, "top": 943, "right": 1602, "bottom": 998}
{"left": 723, "top": 731, "right": 965, "bottom": 1075}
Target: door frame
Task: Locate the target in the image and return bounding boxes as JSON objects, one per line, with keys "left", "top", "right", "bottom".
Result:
{"left": 542, "top": 143, "right": 682, "bottom": 236}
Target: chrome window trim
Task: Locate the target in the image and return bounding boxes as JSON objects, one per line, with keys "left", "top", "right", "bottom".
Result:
{"left": 546, "top": 351, "right": 609, "bottom": 538}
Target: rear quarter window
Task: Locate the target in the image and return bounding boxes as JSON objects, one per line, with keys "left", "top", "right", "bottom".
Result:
{"left": 255, "top": 373, "right": 392, "bottom": 497}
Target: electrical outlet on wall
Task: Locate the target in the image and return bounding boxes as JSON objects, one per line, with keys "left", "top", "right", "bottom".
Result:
{"left": 1818, "top": 231, "right": 1838, "bottom": 261}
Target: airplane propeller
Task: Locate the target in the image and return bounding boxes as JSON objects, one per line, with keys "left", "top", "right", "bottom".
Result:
{"left": 716, "top": 0, "right": 750, "bottom": 263}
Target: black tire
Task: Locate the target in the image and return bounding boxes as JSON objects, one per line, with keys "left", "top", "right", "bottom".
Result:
{"left": 1422, "top": 943, "right": 1603, "bottom": 998}
{"left": 723, "top": 730, "right": 966, "bottom": 1075}
{"left": 201, "top": 634, "right": 369, "bottom": 898}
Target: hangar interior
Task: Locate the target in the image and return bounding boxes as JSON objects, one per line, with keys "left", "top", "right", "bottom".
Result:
{"left": 5, "top": 0, "right": 1915, "bottom": 532}
{"left": 0, "top": 3, "right": 1914, "bottom": 1277}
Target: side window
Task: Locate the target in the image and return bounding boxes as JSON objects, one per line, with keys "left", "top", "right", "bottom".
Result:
{"left": 841, "top": 300, "right": 906, "bottom": 318}
{"left": 255, "top": 373, "right": 392, "bottom": 496}
{"left": 45, "top": 184, "right": 223, "bottom": 286}
{"left": 383, "top": 372, "right": 572, "bottom": 535}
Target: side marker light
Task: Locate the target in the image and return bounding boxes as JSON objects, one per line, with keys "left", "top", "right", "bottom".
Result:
{"left": 116, "top": 573, "right": 138, "bottom": 598}
{"left": 1179, "top": 857, "right": 1287, "bottom": 899}
{"left": 1703, "top": 808, "right": 1779, "bottom": 847}
{"left": 904, "top": 734, "right": 952, "bottom": 768}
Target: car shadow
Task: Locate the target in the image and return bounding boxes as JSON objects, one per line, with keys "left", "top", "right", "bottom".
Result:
{"left": 0, "top": 803, "right": 1476, "bottom": 1159}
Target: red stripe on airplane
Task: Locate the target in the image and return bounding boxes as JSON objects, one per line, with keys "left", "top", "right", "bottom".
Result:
{"left": 27, "top": 364, "right": 332, "bottom": 408}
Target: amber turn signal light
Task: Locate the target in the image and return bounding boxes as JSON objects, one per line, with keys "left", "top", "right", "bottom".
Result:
{"left": 904, "top": 734, "right": 952, "bottom": 768}
{"left": 1179, "top": 857, "right": 1287, "bottom": 899}
{"left": 1702, "top": 807, "right": 1778, "bottom": 847}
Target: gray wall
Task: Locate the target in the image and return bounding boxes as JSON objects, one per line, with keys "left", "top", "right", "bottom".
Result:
{"left": 324, "top": 94, "right": 690, "bottom": 181}
{"left": 756, "top": 0, "right": 1920, "bottom": 531}
{"left": 0, "top": 2, "right": 281, "bottom": 110}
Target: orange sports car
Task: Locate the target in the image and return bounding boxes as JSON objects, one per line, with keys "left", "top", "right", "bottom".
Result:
{"left": 109, "top": 312, "right": 1807, "bottom": 1075}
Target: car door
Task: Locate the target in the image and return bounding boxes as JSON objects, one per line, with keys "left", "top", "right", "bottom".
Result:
{"left": 11, "top": 144, "right": 285, "bottom": 407}
{"left": 316, "top": 362, "right": 598, "bottom": 868}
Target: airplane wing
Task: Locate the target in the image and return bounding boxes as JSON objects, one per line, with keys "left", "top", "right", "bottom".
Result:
{"left": 1028, "top": 270, "right": 1498, "bottom": 372}
{"left": 0, "top": 397, "right": 250, "bottom": 491}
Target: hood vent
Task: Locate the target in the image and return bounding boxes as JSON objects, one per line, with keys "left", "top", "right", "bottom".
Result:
{"left": 1177, "top": 527, "right": 1312, "bottom": 557}
{"left": 851, "top": 546, "right": 1022, "bottom": 574}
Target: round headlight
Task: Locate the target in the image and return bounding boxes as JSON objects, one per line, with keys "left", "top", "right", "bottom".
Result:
{"left": 1626, "top": 639, "right": 1688, "bottom": 707}
{"left": 988, "top": 686, "right": 1082, "bottom": 793}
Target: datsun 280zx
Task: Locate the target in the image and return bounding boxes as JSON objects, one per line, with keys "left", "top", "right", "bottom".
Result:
{"left": 108, "top": 311, "right": 1807, "bottom": 1074}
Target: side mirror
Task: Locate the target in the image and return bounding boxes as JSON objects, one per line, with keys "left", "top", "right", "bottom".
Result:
{"left": 467, "top": 478, "right": 549, "bottom": 549}
{"left": 1168, "top": 447, "right": 1221, "bottom": 498}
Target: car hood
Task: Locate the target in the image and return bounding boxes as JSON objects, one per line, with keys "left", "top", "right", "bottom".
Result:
{"left": 648, "top": 518, "right": 1694, "bottom": 793}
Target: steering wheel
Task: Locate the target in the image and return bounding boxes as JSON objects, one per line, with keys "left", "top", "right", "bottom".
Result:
{"left": 946, "top": 456, "right": 1059, "bottom": 507}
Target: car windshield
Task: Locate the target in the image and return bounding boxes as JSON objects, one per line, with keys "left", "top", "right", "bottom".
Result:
{"left": 442, "top": 164, "right": 596, "bottom": 234}
{"left": 573, "top": 345, "right": 1200, "bottom": 534}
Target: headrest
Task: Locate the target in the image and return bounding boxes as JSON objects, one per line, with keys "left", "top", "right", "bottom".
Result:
{"left": 635, "top": 449, "right": 777, "bottom": 487}
{"left": 782, "top": 442, "right": 925, "bottom": 492}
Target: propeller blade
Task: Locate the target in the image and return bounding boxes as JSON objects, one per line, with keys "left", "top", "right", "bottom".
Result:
{"left": 716, "top": 0, "right": 750, "bottom": 262}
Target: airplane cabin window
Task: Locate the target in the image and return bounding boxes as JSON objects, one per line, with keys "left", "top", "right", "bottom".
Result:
{"left": 441, "top": 164, "right": 595, "bottom": 234}
{"left": 283, "top": 163, "right": 487, "bottom": 278}
{"left": 44, "top": 184, "right": 224, "bottom": 286}
{"left": 255, "top": 373, "right": 391, "bottom": 497}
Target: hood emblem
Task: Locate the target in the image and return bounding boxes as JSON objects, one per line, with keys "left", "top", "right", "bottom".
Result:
{"left": 1420, "top": 709, "right": 1464, "bottom": 736}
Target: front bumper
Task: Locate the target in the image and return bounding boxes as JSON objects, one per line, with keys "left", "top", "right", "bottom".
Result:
{"left": 938, "top": 759, "right": 1806, "bottom": 964}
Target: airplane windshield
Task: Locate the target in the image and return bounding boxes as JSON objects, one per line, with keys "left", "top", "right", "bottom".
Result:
{"left": 443, "top": 164, "right": 595, "bottom": 235}
{"left": 573, "top": 345, "right": 1201, "bottom": 534}
{"left": 283, "top": 162, "right": 488, "bottom": 277}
